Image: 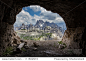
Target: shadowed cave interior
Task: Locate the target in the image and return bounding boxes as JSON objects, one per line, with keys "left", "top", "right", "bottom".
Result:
{"left": 0, "top": 0, "right": 86, "bottom": 57}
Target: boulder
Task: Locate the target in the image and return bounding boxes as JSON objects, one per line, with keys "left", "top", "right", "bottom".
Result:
{"left": 33, "top": 42, "right": 39, "bottom": 47}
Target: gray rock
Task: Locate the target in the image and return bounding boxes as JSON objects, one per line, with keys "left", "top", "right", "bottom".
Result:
{"left": 33, "top": 48, "right": 37, "bottom": 51}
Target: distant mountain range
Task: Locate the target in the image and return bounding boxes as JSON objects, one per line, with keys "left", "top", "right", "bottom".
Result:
{"left": 35, "top": 20, "right": 59, "bottom": 28}
{"left": 15, "top": 20, "right": 64, "bottom": 33}
{"left": 35, "top": 20, "right": 63, "bottom": 32}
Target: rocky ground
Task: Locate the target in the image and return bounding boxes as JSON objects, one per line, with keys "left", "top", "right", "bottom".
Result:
{"left": 2, "top": 40, "right": 84, "bottom": 57}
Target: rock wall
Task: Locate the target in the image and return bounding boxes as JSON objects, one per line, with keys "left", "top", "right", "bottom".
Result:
{"left": 0, "top": 22, "right": 13, "bottom": 56}
{"left": 0, "top": 0, "right": 86, "bottom": 56}
{"left": 62, "top": 27, "right": 85, "bottom": 49}
{"left": 0, "top": 22, "right": 21, "bottom": 56}
{"left": 82, "top": 27, "right": 86, "bottom": 55}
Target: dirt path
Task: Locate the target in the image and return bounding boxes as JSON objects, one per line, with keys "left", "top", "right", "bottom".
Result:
{"left": 7, "top": 40, "right": 83, "bottom": 57}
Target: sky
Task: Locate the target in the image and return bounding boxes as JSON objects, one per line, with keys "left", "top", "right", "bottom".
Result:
{"left": 14, "top": 5, "right": 66, "bottom": 30}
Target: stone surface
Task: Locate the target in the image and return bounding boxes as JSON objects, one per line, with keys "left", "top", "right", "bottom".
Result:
{"left": 0, "top": 22, "right": 21, "bottom": 55}
{"left": 33, "top": 48, "right": 38, "bottom": 51}
{"left": 62, "top": 27, "right": 85, "bottom": 49}
{"left": 0, "top": 0, "right": 86, "bottom": 56}
{"left": 33, "top": 42, "right": 39, "bottom": 47}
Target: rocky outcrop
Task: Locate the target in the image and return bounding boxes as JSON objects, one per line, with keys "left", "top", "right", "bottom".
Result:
{"left": 62, "top": 27, "right": 85, "bottom": 49}
{"left": 0, "top": 0, "right": 86, "bottom": 56}
{"left": 0, "top": 22, "right": 13, "bottom": 56}
{"left": 0, "top": 22, "right": 21, "bottom": 56}
{"left": 11, "top": 31, "right": 21, "bottom": 45}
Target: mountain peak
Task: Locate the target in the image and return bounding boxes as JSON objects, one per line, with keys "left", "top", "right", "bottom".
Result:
{"left": 35, "top": 20, "right": 60, "bottom": 30}
{"left": 38, "top": 20, "right": 44, "bottom": 23}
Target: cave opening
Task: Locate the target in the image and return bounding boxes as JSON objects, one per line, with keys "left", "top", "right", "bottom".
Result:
{"left": 14, "top": 5, "right": 67, "bottom": 50}
{"left": 14, "top": 5, "right": 67, "bottom": 42}
{"left": 12, "top": 5, "right": 69, "bottom": 56}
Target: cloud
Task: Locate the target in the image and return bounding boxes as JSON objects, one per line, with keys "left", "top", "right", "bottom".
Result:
{"left": 30, "top": 5, "right": 62, "bottom": 21}
{"left": 14, "top": 5, "right": 66, "bottom": 29}
{"left": 14, "top": 9, "right": 32, "bottom": 27}
{"left": 30, "top": 5, "right": 46, "bottom": 12}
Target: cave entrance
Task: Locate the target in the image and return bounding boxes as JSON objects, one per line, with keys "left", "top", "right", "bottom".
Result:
{"left": 14, "top": 5, "right": 66, "bottom": 42}
{"left": 13, "top": 5, "right": 68, "bottom": 56}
